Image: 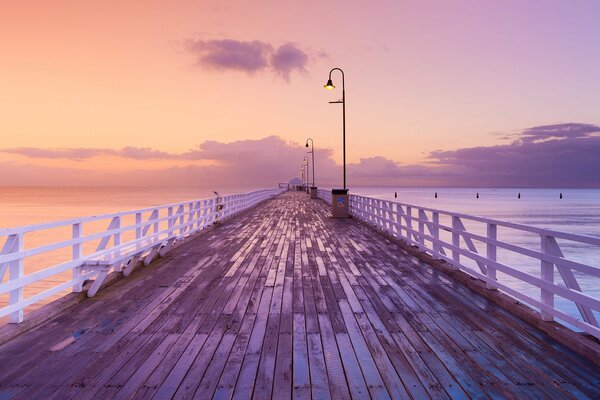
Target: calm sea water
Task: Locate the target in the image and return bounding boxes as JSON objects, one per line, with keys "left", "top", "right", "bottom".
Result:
{"left": 0, "top": 185, "right": 260, "bottom": 320}
{"left": 1, "top": 186, "right": 599, "bottom": 328}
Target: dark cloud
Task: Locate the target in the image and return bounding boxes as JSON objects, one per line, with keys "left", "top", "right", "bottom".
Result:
{"left": 270, "top": 43, "right": 308, "bottom": 81}
{"left": 429, "top": 123, "right": 600, "bottom": 187}
{"left": 185, "top": 39, "right": 272, "bottom": 73}
{"left": 518, "top": 123, "right": 600, "bottom": 143}
{"left": 184, "top": 38, "right": 310, "bottom": 80}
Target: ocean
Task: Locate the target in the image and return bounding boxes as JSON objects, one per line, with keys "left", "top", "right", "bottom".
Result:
{"left": 1, "top": 186, "right": 599, "bottom": 327}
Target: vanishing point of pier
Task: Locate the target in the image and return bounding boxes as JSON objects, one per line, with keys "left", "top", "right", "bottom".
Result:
{"left": 0, "top": 191, "right": 599, "bottom": 399}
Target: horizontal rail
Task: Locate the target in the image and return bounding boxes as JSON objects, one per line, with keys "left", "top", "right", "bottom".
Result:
{"left": 1, "top": 187, "right": 285, "bottom": 323}
{"left": 316, "top": 189, "right": 600, "bottom": 339}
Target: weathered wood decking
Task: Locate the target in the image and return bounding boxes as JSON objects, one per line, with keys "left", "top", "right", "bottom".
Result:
{"left": 0, "top": 191, "right": 599, "bottom": 399}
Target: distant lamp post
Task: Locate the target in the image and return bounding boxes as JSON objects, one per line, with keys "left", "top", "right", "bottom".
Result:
{"left": 306, "top": 138, "right": 317, "bottom": 199}
{"left": 303, "top": 156, "right": 310, "bottom": 194}
{"left": 324, "top": 67, "right": 349, "bottom": 218}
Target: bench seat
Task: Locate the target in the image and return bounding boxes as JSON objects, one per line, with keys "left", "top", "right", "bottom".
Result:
{"left": 80, "top": 236, "right": 177, "bottom": 297}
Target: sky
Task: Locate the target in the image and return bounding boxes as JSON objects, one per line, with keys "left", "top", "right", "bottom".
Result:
{"left": 1, "top": 0, "right": 599, "bottom": 188}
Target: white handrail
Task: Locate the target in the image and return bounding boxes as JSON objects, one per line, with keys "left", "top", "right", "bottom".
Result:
{"left": 316, "top": 189, "right": 600, "bottom": 339}
{"left": 0, "top": 187, "right": 285, "bottom": 323}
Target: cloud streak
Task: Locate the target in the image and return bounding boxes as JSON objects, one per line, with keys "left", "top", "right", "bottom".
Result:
{"left": 0, "top": 147, "right": 179, "bottom": 161}
{"left": 1, "top": 123, "right": 599, "bottom": 187}
{"left": 184, "top": 38, "right": 311, "bottom": 80}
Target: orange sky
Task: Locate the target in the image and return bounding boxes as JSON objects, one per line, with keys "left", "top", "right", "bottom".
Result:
{"left": 1, "top": 1, "right": 599, "bottom": 187}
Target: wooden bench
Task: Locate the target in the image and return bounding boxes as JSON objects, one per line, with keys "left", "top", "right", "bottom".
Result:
{"left": 80, "top": 236, "right": 177, "bottom": 297}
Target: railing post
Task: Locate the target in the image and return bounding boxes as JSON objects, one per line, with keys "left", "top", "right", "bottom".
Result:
{"left": 383, "top": 201, "right": 390, "bottom": 232}
{"left": 168, "top": 207, "right": 174, "bottom": 236}
{"left": 153, "top": 210, "right": 159, "bottom": 237}
{"left": 418, "top": 209, "right": 425, "bottom": 249}
{"left": 179, "top": 206, "right": 185, "bottom": 235}
{"left": 432, "top": 212, "right": 440, "bottom": 259}
{"left": 451, "top": 216, "right": 460, "bottom": 269}
{"left": 406, "top": 206, "right": 413, "bottom": 243}
{"left": 8, "top": 233, "right": 24, "bottom": 323}
{"left": 540, "top": 234, "right": 555, "bottom": 321}
{"left": 486, "top": 223, "right": 497, "bottom": 290}
{"left": 72, "top": 223, "right": 83, "bottom": 292}
{"left": 136, "top": 212, "right": 142, "bottom": 240}
{"left": 114, "top": 216, "right": 121, "bottom": 255}
{"left": 195, "top": 201, "right": 201, "bottom": 229}
{"left": 395, "top": 205, "right": 402, "bottom": 239}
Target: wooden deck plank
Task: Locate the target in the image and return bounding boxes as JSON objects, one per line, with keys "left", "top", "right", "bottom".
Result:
{"left": 1, "top": 191, "right": 599, "bottom": 400}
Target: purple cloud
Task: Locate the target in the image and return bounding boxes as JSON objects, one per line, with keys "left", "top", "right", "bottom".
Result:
{"left": 185, "top": 39, "right": 272, "bottom": 73}
{"left": 184, "top": 38, "right": 311, "bottom": 81}
{"left": 270, "top": 43, "right": 309, "bottom": 81}
{"left": 0, "top": 147, "right": 177, "bottom": 161}
{"left": 518, "top": 123, "right": 600, "bottom": 143}
{"left": 429, "top": 123, "right": 600, "bottom": 187}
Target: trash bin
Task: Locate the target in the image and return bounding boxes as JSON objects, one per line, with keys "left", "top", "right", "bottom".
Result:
{"left": 331, "top": 189, "right": 349, "bottom": 218}
{"left": 310, "top": 187, "right": 318, "bottom": 199}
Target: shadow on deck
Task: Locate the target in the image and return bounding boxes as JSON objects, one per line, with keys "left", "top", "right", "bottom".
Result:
{"left": 0, "top": 191, "right": 599, "bottom": 399}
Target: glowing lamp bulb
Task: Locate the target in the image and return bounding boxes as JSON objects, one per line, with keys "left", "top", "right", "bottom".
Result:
{"left": 324, "top": 79, "right": 335, "bottom": 90}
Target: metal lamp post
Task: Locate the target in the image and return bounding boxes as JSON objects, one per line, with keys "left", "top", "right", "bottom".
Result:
{"left": 324, "top": 67, "right": 349, "bottom": 218}
{"left": 306, "top": 138, "right": 317, "bottom": 199}
{"left": 303, "top": 157, "right": 309, "bottom": 194}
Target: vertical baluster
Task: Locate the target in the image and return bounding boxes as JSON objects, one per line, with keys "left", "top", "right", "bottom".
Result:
{"left": 395, "top": 205, "right": 402, "bottom": 239}
{"left": 486, "top": 223, "right": 497, "bottom": 290}
{"left": 152, "top": 210, "right": 159, "bottom": 237}
{"left": 168, "top": 207, "right": 174, "bottom": 236}
{"left": 540, "top": 234, "right": 555, "bottom": 321}
{"left": 72, "top": 223, "right": 82, "bottom": 292}
{"left": 406, "top": 206, "right": 413, "bottom": 244}
{"left": 432, "top": 212, "right": 440, "bottom": 259}
{"left": 114, "top": 216, "right": 121, "bottom": 253}
{"left": 179, "top": 206, "right": 185, "bottom": 235}
{"left": 451, "top": 216, "right": 460, "bottom": 268}
{"left": 418, "top": 209, "right": 425, "bottom": 248}
{"left": 383, "top": 201, "right": 390, "bottom": 232}
{"left": 196, "top": 201, "right": 201, "bottom": 229}
{"left": 186, "top": 202, "right": 192, "bottom": 233}
{"left": 135, "top": 212, "right": 142, "bottom": 240}
{"left": 8, "top": 233, "right": 24, "bottom": 323}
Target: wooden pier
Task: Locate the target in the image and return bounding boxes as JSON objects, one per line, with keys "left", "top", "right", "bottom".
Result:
{"left": 0, "top": 191, "right": 599, "bottom": 399}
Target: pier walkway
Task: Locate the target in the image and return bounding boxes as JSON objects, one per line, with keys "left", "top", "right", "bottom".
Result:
{"left": 0, "top": 191, "right": 599, "bottom": 399}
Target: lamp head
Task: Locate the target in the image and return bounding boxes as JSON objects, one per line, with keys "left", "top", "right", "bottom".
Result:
{"left": 324, "top": 79, "right": 335, "bottom": 90}
{"left": 305, "top": 142, "right": 309, "bottom": 148}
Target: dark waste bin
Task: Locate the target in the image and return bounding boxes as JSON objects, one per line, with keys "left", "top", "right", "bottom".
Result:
{"left": 310, "top": 187, "right": 318, "bottom": 199}
{"left": 331, "top": 189, "right": 349, "bottom": 218}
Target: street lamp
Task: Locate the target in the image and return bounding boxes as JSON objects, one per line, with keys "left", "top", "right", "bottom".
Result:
{"left": 303, "top": 156, "right": 309, "bottom": 193}
{"left": 324, "top": 67, "right": 346, "bottom": 190}
{"left": 305, "top": 138, "right": 315, "bottom": 187}
{"left": 324, "top": 67, "right": 349, "bottom": 218}
{"left": 306, "top": 138, "right": 317, "bottom": 199}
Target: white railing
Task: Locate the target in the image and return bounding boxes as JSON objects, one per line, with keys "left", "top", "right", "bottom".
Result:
{"left": 317, "top": 189, "right": 332, "bottom": 205}
{"left": 317, "top": 190, "right": 600, "bottom": 339}
{"left": 0, "top": 187, "right": 285, "bottom": 324}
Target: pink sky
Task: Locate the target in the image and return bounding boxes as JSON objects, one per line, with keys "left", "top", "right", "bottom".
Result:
{"left": 1, "top": 1, "right": 599, "bottom": 187}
